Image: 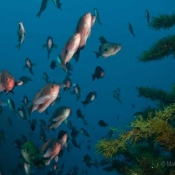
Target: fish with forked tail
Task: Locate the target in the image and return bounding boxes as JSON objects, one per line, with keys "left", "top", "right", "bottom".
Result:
{"left": 128, "top": 22, "right": 135, "bottom": 37}
{"left": 15, "top": 22, "right": 26, "bottom": 49}
{"left": 82, "top": 91, "right": 97, "bottom": 107}
{"left": 36, "top": 0, "right": 50, "bottom": 18}
{"left": 23, "top": 58, "right": 36, "bottom": 75}
{"left": 45, "top": 106, "right": 71, "bottom": 130}
{"left": 94, "top": 36, "right": 122, "bottom": 59}
{"left": 30, "top": 83, "right": 60, "bottom": 114}
{"left": 0, "top": 70, "right": 22, "bottom": 94}
{"left": 73, "top": 12, "right": 93, "bottom": 62}
{"left": 70, "top": 84, "right": 82, "bottom": 101}
{"left": 42, "top": 36, "right": 57, "bottom": 59}
{"left": 40, "top": 138, "right": 63, "bottom": 165}
{"left": 92, "top": 66, "right": 104, "bottom": 81}
{"left": 57, "top": 33, "right": 81, "bottom": 72}
{"left": 145, "top": 9, "right": 150, "bottom": 28}
{"left": 52, "top": 0, "right": 62, "bottom": 10}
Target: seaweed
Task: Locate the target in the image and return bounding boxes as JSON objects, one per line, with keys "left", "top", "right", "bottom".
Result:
{"left": 136, "top": 86, "right": 175, "bottom": 107}
{"left": 95, "top": 102, "right": 175, "bottom": 175}
{"left": 150, "top": 13, "right": 175, "bottom": 30}
{"left": 138, "top": 35, "right": 175, "bottom": 62}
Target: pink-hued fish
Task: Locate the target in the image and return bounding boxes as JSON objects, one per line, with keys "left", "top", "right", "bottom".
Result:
{"left": 0, "top": 70, "right": 21, "bottom": 94}
{"left": 75, "top": 12, "right": 92, "bottom": 49}
{"left": 40, "top": 138, "right": 62, "bottom": 165}
{"left": 30, "top": 83, "right": 60, "bottom": 113}
{"left": 57, "top": 33, "right": 81, "bottom": 72}
{"left": 73, "top": 12, "right": 92, "bottom": 62}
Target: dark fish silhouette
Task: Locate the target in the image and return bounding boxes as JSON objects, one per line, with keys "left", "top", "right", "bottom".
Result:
{"left": 50, "top": 60, "right": 57, "bottom": 70}
{"left": 36, "top": 0, "right": 50, "bottom": 18}
{"left": 42, "top": 36, "right": 57, "bottom": 59}
{"left": 92, "top": 66, "right": 105, "bottom": 81}
{"left": 82, "top": 91, "right": 97, "bottom": 107}
{"left": 98, "top": 120, "right": 108, "bottom": 127}
{"left": 145, "top": 9, "right": 150, "bottom": 28}
{"left": 52, "top": 0, "right": 62, "bottom": 10}
{"left": 128, "top": 22, "right": 135, "bottom": 37}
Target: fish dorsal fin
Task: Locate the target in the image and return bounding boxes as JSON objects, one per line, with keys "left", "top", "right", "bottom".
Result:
{"left": 99, "top": 36, "right": 108, "bottom": 44}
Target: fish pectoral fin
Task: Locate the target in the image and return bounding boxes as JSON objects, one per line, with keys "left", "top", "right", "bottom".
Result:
{"left": 32, "top": 63, "right": 37, "bottom": 67}
{"left": 54, "top": 155, "right": 58, "bottom": 162}
{"left": 42, "top": 44, "right": 47, "bottom": 48}
{"left": 70, "top": 91, "right": 75, "bottom": 95}
{"left": 53, "top": 44, "right": 57, "bottom": 48}
{"left": 56, "top": 55, "right": 63, "bottom": 65}
{"left": 0, "top": 83, "right": 5, "bottom": 92}
{"left": 34, "top": 95, "right": 50, "bottom": 105}
{"left": 64, "top": 119, "right": 67, "bottom": 125}
{"left": 43, "top": 148, "right": 53, "bottom": 158}
{"left": 38, "top": 100, "right": 52, "bottom": 113}
{"left": 87, "top": 29, "right": 91, "bottom": 38}
{"left": 50, "top": 100, "right": 55, "bottom": 106}
{"left": 23, "top": 65, "right": 27, "bottom": 70}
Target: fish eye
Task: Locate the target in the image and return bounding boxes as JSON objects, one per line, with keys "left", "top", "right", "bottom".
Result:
{"left": 104, "top": 48, "right": 108, "bottom": 51}
{"left": 5, "top": 78, "right": 8, "bottom": 81}
{"left": 51, "top": 85, "right": 54, "bottom": 88}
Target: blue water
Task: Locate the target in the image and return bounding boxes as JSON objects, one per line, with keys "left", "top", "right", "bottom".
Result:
{"left": 0, "top": 0, "right": 175, "bottom": 174}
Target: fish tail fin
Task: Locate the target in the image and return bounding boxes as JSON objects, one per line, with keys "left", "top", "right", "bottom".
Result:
{"left": 67, "top": 71, "right": 72, "bottom": 76}
{"left": 46, "top": 79, "right": 50, "bottom": 83}
{"left": 78, "top": 143, "right": 81, "bottom": 149}
{"left": 73, "top": 49, "right": 80, "bottom": 62}
{"left": 70, "top": 91, "right": 75, "bottom": 95}
{"left": 29, "top": 77, "right": 32, "bottom": 81}
{"left": 43, "top": 126, "right": 50, "bottom": 133}
{"left": 76, "top": 95, "right": 80, "bottom": 102}
{"left": 15, "top": 44, "right": 21, "bottom": 49}
{"left": 93, "top": 51, "right": 100, "bottom": 59}
{"left": 28, "top": 131, "right": 33, "bottom": 141}
{"left": 94, "top": 162, "right": 99, "bottom": 169}
{"left": 36, "top": 11, "right": 41, "bottom": 18}
{"left": 63, "top": 87, "right": 67, "bottom": 93}
{"left": 48, "top": 52, "right": 50, "bottom": 59}
{"left": 28, "top": 105, "right": 34, "bottom": 116}
{"left": 59, "top": 4, "right": 62, "bottom": 10}
{"left": 81, "top": 101, "right": 86, "bottom": 107}
{"left": 29, "top": 68, "right": 34, "bottom": 75}
{"left": 60, "top": 63, "right": 68, "bottom": 73}
{"left": 92, "top": 74, "right": 96, "bottom": 81}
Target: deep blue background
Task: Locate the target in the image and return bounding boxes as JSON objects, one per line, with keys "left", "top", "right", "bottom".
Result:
{"left": 0, "top": 0, "right": 175, "bottom": 174}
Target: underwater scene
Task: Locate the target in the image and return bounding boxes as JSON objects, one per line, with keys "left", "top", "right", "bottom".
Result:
{"left": 0, "top": 0, "right": 175, "bottom": 175}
